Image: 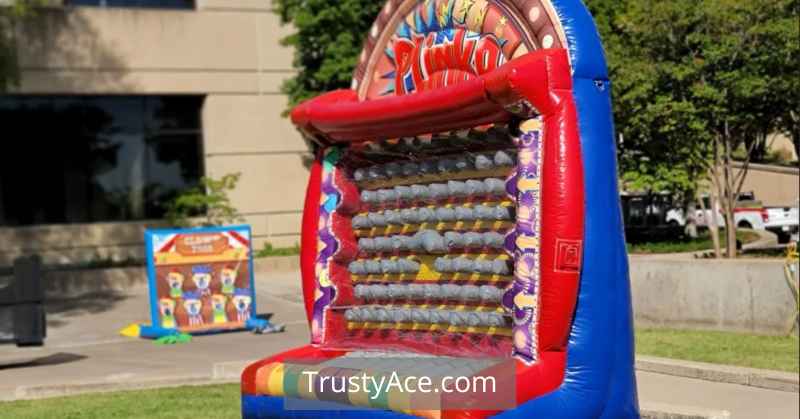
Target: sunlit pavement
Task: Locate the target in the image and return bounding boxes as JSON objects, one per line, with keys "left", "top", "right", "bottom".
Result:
{"left": 0, "top": 271, "right": 309, "bottom": 399}
{"left": 1, "top": 270, "right": 797, "bottom": 419}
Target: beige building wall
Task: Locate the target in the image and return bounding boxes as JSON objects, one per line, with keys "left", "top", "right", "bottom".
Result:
{"left": 1, "top": 2, "right": 309, "bottom": 265}
{"left": 735, "top": 163, "right": 800, "bottom": 207}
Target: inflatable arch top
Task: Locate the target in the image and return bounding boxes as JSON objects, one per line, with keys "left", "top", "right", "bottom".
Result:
{"left": 242, "top": 0, "right": 639, "bottom": 417}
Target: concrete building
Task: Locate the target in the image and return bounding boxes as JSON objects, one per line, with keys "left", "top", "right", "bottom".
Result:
{"left": 735, "top": 162, "right": 799, "bottom": 208}
{"left": 1, "top": 1, "right": 797, "bottom": 267}
{"left": 735, "top": 135, "right": 799, "bottom": 207}
{"left": 0, "top": 1, "right": 310, "bottom": 266}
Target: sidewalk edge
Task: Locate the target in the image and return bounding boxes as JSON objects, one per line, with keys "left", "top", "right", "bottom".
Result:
{"left": 640, "top": 401, "right": 731, "bottom": 419}
{"left": 636, "top": 355, "right": 799, "bottom": 393}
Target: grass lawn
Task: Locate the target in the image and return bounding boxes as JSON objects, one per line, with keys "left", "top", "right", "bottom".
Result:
{"left": 0, "top": 384, "right": 240, "bottom": 419}
{"left": 2, "top": 329, "right": 797, "bottom": 418}
{"left": 627, "top": 229, "right": 760, "bottom": 254}
{"left": 254, "top": 242, "right": 300, "bottom": 258}
{"left": 636, "top": 328, "right": 800, "bottom": 373}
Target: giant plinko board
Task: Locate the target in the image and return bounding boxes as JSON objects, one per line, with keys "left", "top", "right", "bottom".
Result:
{"left": 242, "top": 0, "right": 638, "bottom": 417}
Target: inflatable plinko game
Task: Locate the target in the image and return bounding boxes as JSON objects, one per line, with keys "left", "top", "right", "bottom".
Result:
{"left": 242, "top": 0, "right": 639, "bottom": 417}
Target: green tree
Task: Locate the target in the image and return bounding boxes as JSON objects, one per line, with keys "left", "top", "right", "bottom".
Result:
{"left": 275, "top": 0, "right": 797, "bottom": 257}
{"left": 587, "top": 0, "right": 799, "bottom": 257}
{"left": 1, "top": 0, "right": 45, "bottom": 92}
{"left": 773, "top": 1, "right": 800, "bottom": 159}
{"left": 594, "top": 0, "right": 712, "bottom": 192}
{"left": 165, "top": 173, "right": 244, "bottom": 228}
{"left": 273, "top": 0, "right": 382, "bottom": 107}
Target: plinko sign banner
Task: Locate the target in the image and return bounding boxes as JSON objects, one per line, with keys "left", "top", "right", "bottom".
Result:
{"left": 145, "top": 225, "right": 256, "bottom": 334}
{"left": 360, "top": 0, "right": 530, "bottom": 99}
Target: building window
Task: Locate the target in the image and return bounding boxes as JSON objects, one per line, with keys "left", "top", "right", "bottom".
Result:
{"left": 0, "top": 96, "right": 205, "bottom": 227}
{"left": 65, "top": 0, "right": 195, "bottom": 9}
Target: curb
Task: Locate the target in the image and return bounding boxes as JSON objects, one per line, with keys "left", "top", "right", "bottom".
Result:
{"left": 213, "top": 359, "right": 256, "bottom": 380}
{"left": 6, "top": 362, "right": 734, "bottom": 419}
{"left": 4, "top": 359, "right": 762, "bottom": 419}
{"left": 636, "top": 355, "right": 799, "bottom": 393}
{"left": 640, "top": 402, "right": 731, "bottom": 419}
{"left": 11, "top": 374, "right": 238, "bottom": 402}
{"left": 6, "top": 359, "right": 255, "bottom": 402}
{"left": 741, "top": 228, "right": 780, "bottom": 251}
{"left": 42, "top": 256, "right": 301, "bottom": 299}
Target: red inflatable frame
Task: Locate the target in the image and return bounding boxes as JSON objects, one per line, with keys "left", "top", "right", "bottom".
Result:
{"left": 243, "top": 49, "right": 585, "bottom": 418}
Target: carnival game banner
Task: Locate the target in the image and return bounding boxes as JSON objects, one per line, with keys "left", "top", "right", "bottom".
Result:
{"left": 145, "top": 225, "right": 256, "bottom": 334}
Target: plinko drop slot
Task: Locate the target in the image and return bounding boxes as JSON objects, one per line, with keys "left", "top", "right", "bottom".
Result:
{"left": 241, "top": 0, "right": 638, "bottom": 417}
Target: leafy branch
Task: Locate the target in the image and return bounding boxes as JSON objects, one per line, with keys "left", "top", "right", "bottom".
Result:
{"left": 165, "top": 173, "right": 244, "bottom": 228}
{"left": 1, "top": 0, "right": 48, "bottom": 91}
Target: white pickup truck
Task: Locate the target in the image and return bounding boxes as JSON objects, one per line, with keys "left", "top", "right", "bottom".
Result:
{"left": 762, "top": 205, "right": 800, "bottom": 243}
{"left": 667, "top": 195, "right": 799, "bottom": 243}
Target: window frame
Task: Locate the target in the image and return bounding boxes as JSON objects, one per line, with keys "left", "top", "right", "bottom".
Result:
{"left": 63, "top": 0, "right": 196, "bottom": 11}
{"left": 0, "top": 94, "right": 206, "bottom": 227}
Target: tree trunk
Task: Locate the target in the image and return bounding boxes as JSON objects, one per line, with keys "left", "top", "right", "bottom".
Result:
{"left": 706, "top": 134, "right": 724, "bottom": 259}
{"left": 790, "top": 110, "right": 799, "bottom": 160}
{"left": 725, "top": 209, "right": 737, "bottom": 258}
{"left": 685, "top": 198, "right": 698, "bottom": 239}
{"left": 722, "top": 121, "right": 738, "bottom": 259}
{"left": 722, "top": 156, "right": 738, "bottom": 258}
{"left": 699, "top": 194, "right": 721, "bottom": 258}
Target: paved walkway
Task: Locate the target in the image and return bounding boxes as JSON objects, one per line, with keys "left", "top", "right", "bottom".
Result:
{"left": 0, "top": 272, "right": 309, "bottom": 398}
{"left": 1, "top": 271, "right": 797, "bottom": 418}
{"left": 639, "top": 370, "right": 797, "bottom": 419}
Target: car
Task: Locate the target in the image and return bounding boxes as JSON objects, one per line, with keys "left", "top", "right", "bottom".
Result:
{"left": 621, "top": 192, "right": 684, "bottom": 242}
{"left": 667, "top": 194, "right": 761, "bottom": 228}
{"left": 667, "top": 193, "right": 799, "bottom": 244}
{"left": 763, "top": 205, "right": 800, "bottom": 243}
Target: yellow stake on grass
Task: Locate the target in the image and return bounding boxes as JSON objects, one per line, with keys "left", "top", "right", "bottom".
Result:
{"left": 784, "top": 242, "right": 799, "bottom": 336}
